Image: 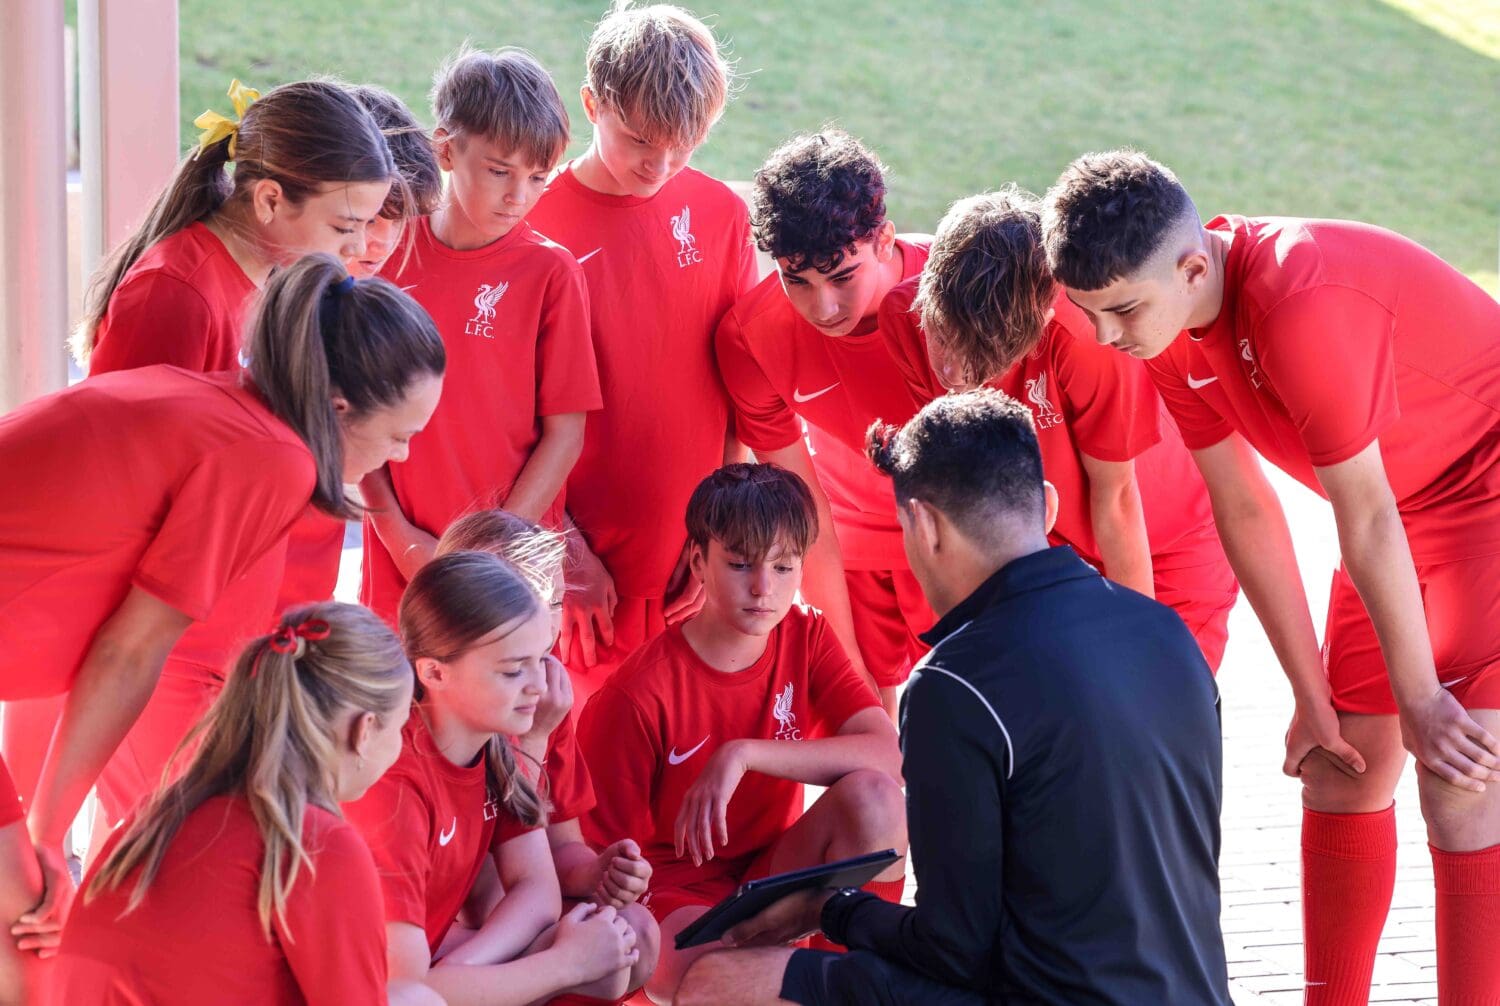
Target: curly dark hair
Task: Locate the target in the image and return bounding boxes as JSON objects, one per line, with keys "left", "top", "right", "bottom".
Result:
{"left": 915, "top": 187, "right": 1056, "bottom": 386}
{"left": 866, "top": 388, "right": 1043, "bottom": 541}
{"left": 1041, "top": 149, "right": 1196, "bottom": 291}
{"left": 751, "top": 129, "right": 887, "bottom": 273}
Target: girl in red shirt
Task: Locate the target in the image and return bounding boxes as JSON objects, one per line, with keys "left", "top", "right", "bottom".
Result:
{"left": 344, "top": 551, "right": 646, "bottom": 1006}
{"left": 0, "top": 255, "right": 446, "bottom": 1003}
{"left": 49, "top": 602, "right": 424, "bottom": 1006}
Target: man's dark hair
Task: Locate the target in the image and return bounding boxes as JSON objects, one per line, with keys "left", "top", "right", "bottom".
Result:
{"left": 685, "top": 462, "right": 819, "bottom": 562}
{"left": 751, "top": 129, "right": 887, "bottom": 273}
{"left": 866, "top": 389, "right": 1043, "bottom": 540}
{"left": 1041, "top": 149, "right": 1196, "bottom": 291}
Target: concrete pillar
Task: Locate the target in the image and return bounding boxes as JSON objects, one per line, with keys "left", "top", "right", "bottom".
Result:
{"left": 0, "top": 3, "right": 70, "bottom": 411}
{"left": 79, "top": 0, "right": 181, "bottom": 285}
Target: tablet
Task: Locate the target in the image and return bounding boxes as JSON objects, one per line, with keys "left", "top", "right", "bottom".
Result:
{"left": 672, "top": 849, "right": 901, "bottom": 950}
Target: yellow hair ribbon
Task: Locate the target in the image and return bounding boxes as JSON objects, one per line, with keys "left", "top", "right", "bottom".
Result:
{"left": 193, "top": 79, "right": 261, "bottom": 160}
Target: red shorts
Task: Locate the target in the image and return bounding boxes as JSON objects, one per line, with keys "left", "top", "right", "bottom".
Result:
{"left": 1153, "top": 558, "right": 1238, "bottom": 674}
{"left": 0, "top": 757, "right": 21, "bottom": 828}
{"left": 568, "top": 597, "right": 667, "bottom": 711}
{"left": 641, "top": 843, "right": 780, "bottom": 924}
{"left": 1325, "top": 558, "right": 1500, "bottom": 715}
{"left": 95, "top": 663, "right": 220, "bottom": 825}
{"left": 845, "top": 570, "right": 934, "bottom": 689}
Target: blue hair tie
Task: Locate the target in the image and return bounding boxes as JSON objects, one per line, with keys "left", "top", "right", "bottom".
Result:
{"left": 320, "top": 274, "right": 357, "bottom": 331}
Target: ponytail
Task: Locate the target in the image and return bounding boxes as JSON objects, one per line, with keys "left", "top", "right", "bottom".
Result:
{"left": 400, "top": 551, "right": 549, "bottom": 827}
{"left": 86, "top": 603, "right": 410, "bottom": 940}
{"left": 72, "top": 78, "right": 395, "bottom": 366}
{"left": 246, "top": 255, "right": 444, "bottom": 519}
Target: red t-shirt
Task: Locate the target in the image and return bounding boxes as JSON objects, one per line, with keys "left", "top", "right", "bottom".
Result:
{"left": 715, "top": 240, "right": 929, "bottom": 570}
{"left": 360, "top": 216, "right": 601, "bottom": 623}
{"left": 527, "top": 165, "right": 758, "bottom": 598}
{"left": 543, "top": 709, "right": 595, "bottom": 824}
{"left": 274, "top": 509, "right": 347, "bottom": 615}
{"left": 52, "top": 795, "right": 386, "bottom": 1005}
{"left": 0, "top": 368, "right": 313, "bottom": 700}
{"left": 576, "top": 607, "right": 879, "bottom": 893}
{"left": 89, "top": 222, "right": 257, "bottom": 376}
{"left": 343, "top": 709, "right": 539, "bottom": 954}
{"left": 1146, "top": 216, "right": 1500, "bottom": 563}
{"left": 882, "top": 280, "right": 1217, "bottom": 570}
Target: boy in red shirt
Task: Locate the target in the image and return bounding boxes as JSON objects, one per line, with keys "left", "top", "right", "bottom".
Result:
{"left": 885, "top": 187, "right": 1236, "bottom": 669}
{"left": 1042, "top": 149, "right": 1500, "bottom": 1004}
{"left": 714, "top": 131, "right": 935, "bottom": 714}
{"left": 361, "top": 46, "right": 601, "bottom": 625}
{"left": 527, "top": 5, "right": 760, "bottom": 699}
{"left": 577, "top": 464, "right": 907, "bottom": 1004}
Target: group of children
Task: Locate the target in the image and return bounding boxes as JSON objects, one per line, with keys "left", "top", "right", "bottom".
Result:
{"left": 0, "top": 0, "right": 1498, "bottom": 1003}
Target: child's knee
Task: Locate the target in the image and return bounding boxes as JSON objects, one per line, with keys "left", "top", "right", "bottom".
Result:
{"left": 829, "top": 768, "right": 907, "bottom": 842}
{"left": 621, "top": 901, "right": 661, "bottom": 988}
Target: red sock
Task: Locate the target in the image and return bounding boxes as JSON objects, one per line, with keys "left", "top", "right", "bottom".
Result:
{"left": 1301, "top": 805, "right": 1397, "bottom": 1005}
{"left": 1432, "top": 842, "right": 1500, "bottom": 1006}
{"left": 808, "top": 877, "right": 905, "bottom": 953}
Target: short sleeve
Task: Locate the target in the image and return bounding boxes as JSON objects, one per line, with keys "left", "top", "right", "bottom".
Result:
{"left": 535, "top": 260, "right": 603, "bottom": 417}
{"left": 89, "top": 272, "right": 220, "bottom": 375}
{"left": 877, "top": 287, "right": 946, "bottom": 404}
{"left": 1255, "top": 286, "right": 1399, "bottom": 467}
{"left": 1050, "top": 321, "right": 1161, "bottom": 463}
{"left": 543, "top": 710, "right": 596, "bottom": 823}
{"left": 490, "top": 801, "right": 544, "bottom": 850}
{"left": 806, "top": 615, "right": 881, "bottom": 732}
{"left": 133, "top": 441, "right": 314, "bottom": 620}
{"left": 1144, "top": 352, "right": 1235, "bottom": 452}
{"left": 577, "top": 685, "right": 661, "bottom": 851}
{"left": 341, "top": 772, "right": 433, "bottom": 930}
{"left": 714, "top": 309, "right": 803, "bottom": 452}
{"left": 279, "top": 819, "right": 389, "bottom": 1005}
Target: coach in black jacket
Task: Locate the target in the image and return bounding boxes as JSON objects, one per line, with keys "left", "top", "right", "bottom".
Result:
{"left": 678, "top": 389, "right": 1231, "bottom": 1005}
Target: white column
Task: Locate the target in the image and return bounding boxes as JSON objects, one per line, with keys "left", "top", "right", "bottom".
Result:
{"left": 0, "top": 2, "right": 70, "bottom": 411}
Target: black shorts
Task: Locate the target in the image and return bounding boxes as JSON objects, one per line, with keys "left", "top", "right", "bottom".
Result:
{"left": 779, "top": 949, "right": 992, "bottom": 1005}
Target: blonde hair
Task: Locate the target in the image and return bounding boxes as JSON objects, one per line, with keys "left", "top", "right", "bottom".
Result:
{"left": 585, "top": 3, "right": 734, "bottom": 149}
{"left": 72, "top": 79, "right": 394, "bottom": 366}
{"left": 431, "top": 45, "right": 570, "bottom": 169}
{"left": 435, "top": 509, "right": 566, "bottom": 600}
{"left": 86, "top": 603, "right": 411, "bottom": 940}
{"left": 399, "top": 551, "right": 548, "bottom": 827}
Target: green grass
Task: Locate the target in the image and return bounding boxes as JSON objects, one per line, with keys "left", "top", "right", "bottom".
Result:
{"left": 155, "top": 1, "right": 1500, "bottom": 289}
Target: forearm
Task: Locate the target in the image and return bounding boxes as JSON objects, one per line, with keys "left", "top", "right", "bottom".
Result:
{"left": 365, "top": 491, "right": 437, "bottom": 579}
{"left": 551, "top": 839, "right": 602, "bottom": 900}
{"left": 504, "top": 415, "right": 585, "bottom": 524}
{"left": 424, "top": 947, "right": 585, "bottom": 1006}
{"left": 1333, "top": 501, "right": 1437, "bottom": 706}
{"left": 1089, "top": 481, "right": 1154, "bottom": 597}
{"left": 733, "top": 734, "right": 900, "bottom": 787}
{"left": 440, "top": 876, "right": 560, "bottom": 967}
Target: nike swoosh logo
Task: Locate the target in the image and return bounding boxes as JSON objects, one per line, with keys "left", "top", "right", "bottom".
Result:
{"left": 438, "top": 817, "right": 457, "bottom": 847}
{"left": 577, "top": 248, "right": 602, "bottom": 264}
{"left": 1440, "top": 674, "right": 1470, "bottom": 689}
{"left": 1186, "top": 374, "right": 1219, "bottom": 390}
{"left": 668, "top": 736, "right": 710, "bottom": 765}
{"left": 792, "top": 382, "right": 839, "bottom": 404}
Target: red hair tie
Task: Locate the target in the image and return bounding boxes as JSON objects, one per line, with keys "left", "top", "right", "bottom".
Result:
{"left": 253, "top": 618, "right": 332, "bottom": 676}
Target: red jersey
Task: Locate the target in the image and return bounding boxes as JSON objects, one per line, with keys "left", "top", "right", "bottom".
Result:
{"left": 361, "top": 216, "right": 600, "bottom": 623}
{"left": 543, "top": 709, "right": 595, "bottom": 824}
{"left": 715, "top": 240, "right": 929, "bottom": 570}
{"left": 882, "top": 280, "right": 1217, "bottom": 570}
{"left": 274, "top": 509, "right": 346, "bottom": 614}
{"left": 0, "top": 368, "right": 312, "bottom": 699}
{"left": 527, "top": 165, "right": 758, "bottom": 598}
{"left": 89, "top": 222, "right": 257, "bottom": 376}
{"left": 52, "top": 795, "right": 386, "bottom": 1005}
{"left": 1147, "top": 216, "right": 1500, "bottom": 563}
{"left": 576, "top": 607, "right": 879, "bottom": 893}
{"left": 343, "top": 709, "right": 538, "bottom": 953}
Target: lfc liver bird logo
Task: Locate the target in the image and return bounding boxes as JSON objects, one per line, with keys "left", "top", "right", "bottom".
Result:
{"left": 473, "top": 281, "right": 509, "bottom": 323}
{"left": 1025, "top": 373, "right": 1063, "bottom": 428}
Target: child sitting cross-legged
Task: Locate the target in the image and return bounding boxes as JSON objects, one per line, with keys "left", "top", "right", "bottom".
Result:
{"left": 576, "top": 463, "right": 908, "bottom": 1005}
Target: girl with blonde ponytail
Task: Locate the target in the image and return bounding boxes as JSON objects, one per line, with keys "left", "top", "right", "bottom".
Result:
{"left": 47, "top": 603, "right": 417, "bottom": 1004}
{"left": 345, "top": 550, "right": 642, "bottom": 1006}
{"left": 0, "top": 256, "right": 444, "bottom": 995}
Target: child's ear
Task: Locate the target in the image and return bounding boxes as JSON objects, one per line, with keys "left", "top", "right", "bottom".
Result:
{"left": 248, "top": 178, "right": 286, "bottom": 227}
{"left": 875, "top": 219, "right": 897, "bottom": 261}
{"left": 349, "top": 710, "right": 377, "bottom": 758}
{"left": 432, "top": 128, "right": 456, "bottom": 172}
{"left": 415, "top": 656, "right": 448, "bottom": 691}
{"left": 688, "top": 542, "right": 706, "bottom": 580}
{"left": 580, "top": 86, "right": 600, "bottom": 124}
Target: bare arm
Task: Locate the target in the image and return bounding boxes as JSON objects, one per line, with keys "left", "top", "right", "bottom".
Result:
{"left": 503, "top": 413, "right": 586, "bottom": 525}
{"left": 1316, "top": 441, "right": 1499, "bottom": 788}
{"left": 756, "top": 440, "right": 875, "bottom": 690}
{"left": 1079, "top": 452, "right": 1154, "bottom": 597}
{"left": 440, "top": 830, "right": 561, "bottom": 967}
{"left": 361, "top": 466, "right": 437, "bottom": 580}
